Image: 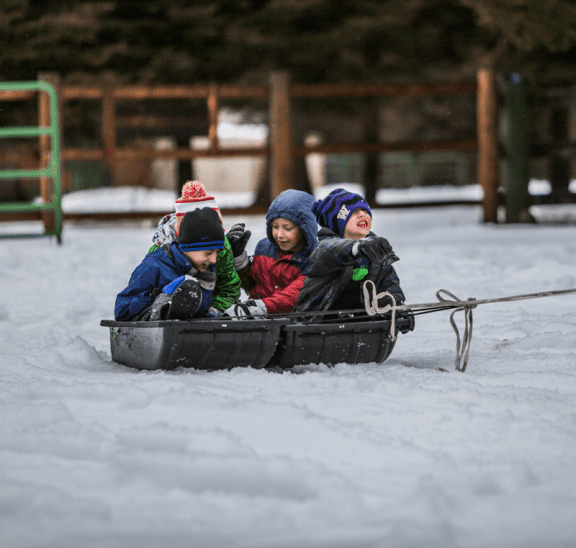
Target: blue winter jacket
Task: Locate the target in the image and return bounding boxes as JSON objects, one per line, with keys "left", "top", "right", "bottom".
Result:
{"left": 114, "top": 242, "right": 214, "bottom": 321}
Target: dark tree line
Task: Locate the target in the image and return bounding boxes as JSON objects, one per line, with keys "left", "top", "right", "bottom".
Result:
{"left": 2, "top": 0, "right": 576, "bottom": 199}
{"left": 2, "top": 0, "right": 576, "bottom": 86}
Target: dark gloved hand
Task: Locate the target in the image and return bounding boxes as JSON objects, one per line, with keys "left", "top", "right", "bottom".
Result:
{"left": 226, "top": 223, "right": 251, "bottom": 257}
{"left": 396, "top": 309, "right": 415, "bottom": 334}
{"left": 166, "top": 277, "right": 202, "bottom": 320}
{"left": 226, "top": 223, "right": 251, "bottom": 270}
{"left": 357, "top": 237, "right": 394, "bottom": 264}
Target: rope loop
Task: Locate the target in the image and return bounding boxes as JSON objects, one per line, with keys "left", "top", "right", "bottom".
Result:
{"left": 362, "top": 279, "right": 398, "bottom": 341}
{"left": 436, "top": 290, "right": 477, "bottom": 372}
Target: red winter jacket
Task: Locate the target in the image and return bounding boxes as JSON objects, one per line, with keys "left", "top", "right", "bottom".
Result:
{"left": 239, "top": 253, "right": 306, "bottom": 314}
{"left": 239, "top": 189, "right": 319, "bottom": 314}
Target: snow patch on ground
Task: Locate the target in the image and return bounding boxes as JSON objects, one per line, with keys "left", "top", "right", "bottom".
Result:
{"left": 2, "top": 198, "right": 576, "bottom": 547}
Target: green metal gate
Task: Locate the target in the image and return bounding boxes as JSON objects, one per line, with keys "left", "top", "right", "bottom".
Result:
{"left": 0, "top": 81, "right": 62, "bottom": 243}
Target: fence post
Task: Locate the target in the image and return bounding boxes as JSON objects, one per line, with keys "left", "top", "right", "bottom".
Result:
{"left": 549, "top": 105, "right": 571, "bottom": 203}
{"left": 477, "top": 69, "right": 499, "bottom": 223}
{"left": 208, "top": 84, "right": 219, "bottom": 152}
{"left": 269, "top": 71, "right": 292, "bottom": 199}
{"left": 102, "top": 81, "right": 116, "bottom": 185}
{"left": 499, "top": 73, "right": 532, "bottom": 223}
{"left": 37, "top": 72, "right": 61, "bottom": 232}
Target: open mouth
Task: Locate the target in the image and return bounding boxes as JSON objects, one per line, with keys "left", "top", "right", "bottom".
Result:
{"left": 358, "top": 221, "right": 368, "bottom": 228}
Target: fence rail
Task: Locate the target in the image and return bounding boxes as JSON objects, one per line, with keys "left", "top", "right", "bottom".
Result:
{"left": 1, "top": 71, "right": 500, "bottom": 225}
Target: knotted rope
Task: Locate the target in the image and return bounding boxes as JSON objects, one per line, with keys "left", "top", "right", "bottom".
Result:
{"left": 436, "top": 290, "right": 476, "bottom": 372}
{"left": 362, "top": 280, "right": 398, "bottom": 341}
{"left": 361, "top": 284, "right": 576, "bottom": 372}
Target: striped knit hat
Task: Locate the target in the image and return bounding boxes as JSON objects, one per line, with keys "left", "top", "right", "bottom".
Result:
{"left": 312, "top": 188, "right": 371, "bottom": 237}
{"left": 177, "top": 208, "right": 225, "bottom": 252}
{"left": 174, "top": 181, "right": 219, "bottom": 218}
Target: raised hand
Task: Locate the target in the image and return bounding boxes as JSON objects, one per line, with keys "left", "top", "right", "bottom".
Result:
{"left": 358, "top": 237, "right": 394, "bottom": 263}
{"left": 226, "top": 223, "right": 252, "bottom": 257}
{"left": 225, "top": 223, "right": 251, "bottom": 270}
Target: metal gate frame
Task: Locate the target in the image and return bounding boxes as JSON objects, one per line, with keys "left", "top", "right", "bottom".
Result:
{"left": 0, "top": 81, "right": 62, "bottom": 243}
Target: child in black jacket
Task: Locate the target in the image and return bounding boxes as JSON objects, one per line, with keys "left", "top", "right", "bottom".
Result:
{"left": 294, "top": 188, "right": 411, "bottom": 331}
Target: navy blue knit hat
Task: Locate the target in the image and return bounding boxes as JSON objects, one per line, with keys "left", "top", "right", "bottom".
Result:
{"left": 177, "top": 208, "right": 224, "bottom": 252}
{"left": 312, "top": 188, "right": 371, "bottom": 237}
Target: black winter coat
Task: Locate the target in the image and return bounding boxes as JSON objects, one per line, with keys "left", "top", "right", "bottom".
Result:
{"left": 294, "top": 228, "right": 405, "bottom": 320}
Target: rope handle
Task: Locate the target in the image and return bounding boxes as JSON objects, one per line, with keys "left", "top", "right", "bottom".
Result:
{"left": 362, "top": 279, "right": 398, "bottom": 341}
{"left": 436, "top": 289, "right": 477, "bottom": 372}
{"left": 362, "top": 283, "right": 477, "bottom": 371}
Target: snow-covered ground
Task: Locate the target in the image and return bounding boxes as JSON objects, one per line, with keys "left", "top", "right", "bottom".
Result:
{"left": 2, "top": 188, "right": 576, "bottom": 548}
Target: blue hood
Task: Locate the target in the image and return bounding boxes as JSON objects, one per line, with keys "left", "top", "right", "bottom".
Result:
{"left": 265, "top": 189, "right": 318, "bottom": 255}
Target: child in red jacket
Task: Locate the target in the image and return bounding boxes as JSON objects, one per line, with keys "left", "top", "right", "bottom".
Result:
{"left": 224, "top": 189, "right": 318, "bottom": 317}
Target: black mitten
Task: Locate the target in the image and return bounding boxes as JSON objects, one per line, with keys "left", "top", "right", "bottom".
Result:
{"left": 226, "top": 223, "right": 252, "bottom": 258}
{"left": 358, "top": 237, "right": 393, "bottom": 263}
{"left": 168, "top": 279, "right": 202, "bottom": 320}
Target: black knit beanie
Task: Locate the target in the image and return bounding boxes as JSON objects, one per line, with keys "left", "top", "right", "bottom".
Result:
{"left": 177, "top": 208, "right": 225, "bottom": 252}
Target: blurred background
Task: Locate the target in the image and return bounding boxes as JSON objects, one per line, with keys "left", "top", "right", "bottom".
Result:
{"left": 2, "top": 0, "right": 576, "bottom": 225}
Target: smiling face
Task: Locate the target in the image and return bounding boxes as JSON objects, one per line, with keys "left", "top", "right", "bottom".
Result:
{"left": 271, "top": 217, "right": 306, "bottom": 253}
{"left": 342, "top": 208, "right": 372, "bottom": 240}
{"left": 182, "top": 249, "right": 219, "bottom": 272}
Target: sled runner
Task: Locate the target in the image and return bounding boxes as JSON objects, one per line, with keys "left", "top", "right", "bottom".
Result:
{"left": 101, "top": 313, "right": 413, "bottom": 371}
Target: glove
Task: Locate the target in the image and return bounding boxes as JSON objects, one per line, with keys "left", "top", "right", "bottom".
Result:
{"left": 163, "top": 275, "right": 188, "bottom": 295}
{"left": 226, "top": 223, "right": 251, "bottom": 270}
{"left": 396, "top": 309, "right": 415, "bottom": 334}
{"left": 224, "top": 299, "right": 267, "bottom": 319}
{"left": 206, "top": 306, "right": 223, "bottom": 318}
{"left": 226, "top": 223, "right": 252, "bottom": 256}
{"left": 165, "top": 276, "right": 202, "bottom": 320}
{"left": 148, "top": 292, "right": 172, "bottom": 321}
{"left": 356, "top": 237, "right": 394, "bottom": 263}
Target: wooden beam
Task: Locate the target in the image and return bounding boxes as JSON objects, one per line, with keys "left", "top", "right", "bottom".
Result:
{"left": 269, "top": 71, "right": 292, "bottom": 198}
{"left": 292, "top": 139, "right": 477, "bottom": 156}
{"left": 477, "top": 69, "right": 499, "bottom": 223}
{"left": 0, "top": 89, "right": 36, "bottom": 101}
{"left": 208, "top": 84, "right": 219, "bottom": 151}
{"left": 60, "top": 139, "right": 476, "bottom": 162}
{"left": 292, "top": 81, "right": 476, "bottom": 98}
{"left": 102, "top": 83, "right": 116, "bottom": 184}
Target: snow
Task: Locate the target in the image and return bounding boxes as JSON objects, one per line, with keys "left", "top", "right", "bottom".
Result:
{"left": 2, "top": 188, "right": 576, "bottom": 548}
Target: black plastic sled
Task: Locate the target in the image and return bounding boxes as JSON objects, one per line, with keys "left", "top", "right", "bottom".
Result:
{"left": 101, "top": 317, "right": 289, "bottom": 371}
{"left": 101, "top": 314, "right": 411, "bottom": 371}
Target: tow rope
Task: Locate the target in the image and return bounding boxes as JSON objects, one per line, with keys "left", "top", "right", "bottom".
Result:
{"left": 362, "top": 282, "right": 576, "bottom": 372}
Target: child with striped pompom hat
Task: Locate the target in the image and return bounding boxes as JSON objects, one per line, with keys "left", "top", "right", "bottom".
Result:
{"left": 148, "top": 181, "right": 240, "bottom": 314}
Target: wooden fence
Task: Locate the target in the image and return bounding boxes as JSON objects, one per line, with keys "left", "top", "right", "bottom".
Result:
{"left": 0, "top": 70, "right": 499, "bottom": 224}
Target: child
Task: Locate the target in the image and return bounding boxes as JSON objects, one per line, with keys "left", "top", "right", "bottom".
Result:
{"left": 224, "top": 189, "right": 318, "bottom": 317}
{"left": 294, "top": 188, "right": 409, "bottom": 325}
{"left": 149, "top": 181, "right": 240, "bottom": 314}
{"left": 115, "top": 208, "right": 225, "bottom": 321}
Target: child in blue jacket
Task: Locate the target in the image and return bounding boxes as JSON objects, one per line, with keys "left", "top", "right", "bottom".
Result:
{"left": 115, "top": 208, "right": 225, "bottom": 321}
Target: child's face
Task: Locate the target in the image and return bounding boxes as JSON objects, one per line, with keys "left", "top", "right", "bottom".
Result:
{"left": 183, "top": 249, "right": 219, "bottom": 272}
{"left": 271, "top": 217, "right": 305, "bottom": 253}
{"left": 343, "top": 209, "right": 371, "bottom": 240}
